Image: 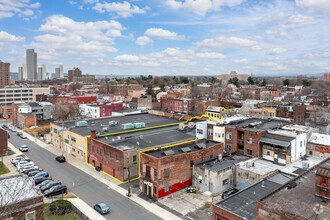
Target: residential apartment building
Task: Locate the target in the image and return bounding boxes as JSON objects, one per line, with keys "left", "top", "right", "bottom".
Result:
{"left": 0, "top": 127, "right": 8, "bottom": 155}
{"left": 0, "top": 103, "right": 12, "bottom": 119}
{"left": 140, "top": 139, "right": 223, "bottom": 199}
{"left": 68, "top": 67, "right": 82, "bottom": 82}
{"left": 130, "top": 95, "right": 152, "bottom": 110}
{"left": 307, "top": 133, "right": 330, "bottom": 158}
{"left": 276, "top": 103, "right": 306, "bottom": 125}
{"left": 72, "top": 74, "right": 95, "bottom": 84}
{"left": 0, "top": 86, "right": 50, "bottom": 105}
{"left": 109, "top": 84, "right": 144, "bottom": 96}
{"left": 79, "top": 101, "right": 126, "bottom": 118}
{"left": 0, "top": 61, "right": 10, "bottom": 88}
{"left": 249, "top": 107, "right": 276, "bottom": 117}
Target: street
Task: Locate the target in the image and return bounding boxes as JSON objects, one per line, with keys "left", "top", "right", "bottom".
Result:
{"left": 7, "top": 130, "right": 162, "bottom": 220}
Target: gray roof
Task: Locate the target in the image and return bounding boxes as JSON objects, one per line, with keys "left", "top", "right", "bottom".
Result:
{"left": 55, "top": 113, "right": 189, "bottom": 137}
{"left": 225, "top": 117, "right": 290, "bottom": 132}
{"left": 195, "top": 155, "right": 249, "bottom": 171}
{"left": 144, "top": 140, "right": 218, "bottom": 159}
{"left": 214, "top": 171, "right": 295, "bottom": 220}
{"left": 259, "top": 133, "right": 294, "bottom": 147}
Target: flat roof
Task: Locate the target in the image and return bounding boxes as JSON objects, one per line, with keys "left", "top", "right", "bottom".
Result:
{"left": 195, "top": 155, "right": 249, "bottom": 171}
{"left": 214, "top": 171, "right": 295, "bottom": 220}
{"left": 54, "top": 113, "right": 188, "bottom": 137}
{"left": 260, "top": 159, "right": 330, "bottom": 219}
{"left": 309, "top": 133, "right": 330, "bottom": 146}
{"left": 143, "top": 139, "right": 218, "bottom": 159}
{"left": 0, "top": 175, "right": 41, "bottom": 206}
{"left": 259, "top": 133, "right": 295, "bottom": 147}
{"left": 98, "top": 126, "right": 196, "bottom": 151}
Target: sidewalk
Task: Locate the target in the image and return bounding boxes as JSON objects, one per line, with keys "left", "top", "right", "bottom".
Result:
{"left": 1, "top": 143, "right": 24, "bottom": 178}
{"left": 17, "top": 128, "right": 183, "bottom": 220}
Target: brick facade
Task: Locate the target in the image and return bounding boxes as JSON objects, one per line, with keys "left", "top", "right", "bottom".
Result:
{"left": 212, "top": 204, "right": 244, "bottom": 220}
{"left": 0, "top": 127, "right": 8, "bottom": 155}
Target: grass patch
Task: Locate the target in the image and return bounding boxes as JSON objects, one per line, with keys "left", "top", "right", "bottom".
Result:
{"left": 53, "top": 193, "right": 77, "bottom": 199}
{"left": 0, "top": 162, "right": 10, "bottom": 175}
{"left": 44, "top": 203, "right": 80, "bottom": 220}
{"left": 16, "top": 154, "right": 26, "bottom": 158}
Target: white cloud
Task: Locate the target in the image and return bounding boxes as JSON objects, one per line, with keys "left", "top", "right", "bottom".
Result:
{"left": 136, "top": 36, "right": 153, "bottom": 46}
{"left": 83, "top": 0, "right": 98, "bottom": 4}
{"left": 296, "top": 0, "right": 330, "bottom": 14}
{"left": 265, "top": 30, "right": 294, "bottom": 39}
{"left": 92, "top": 1, "right": 148, "bottom": 18}
{"left": 280, "top": 14, "right": 317, "bottom": 29}
{"left": 195, "top": 52, "right": 226, "bottom": 59}
{"left": 194, "top": 36, "right": 258, "bottom": 50}
{"left": 114, "top": 54, "right": 140, "bottom": 62}
{"left": 0, "top": 31, "right": 25, "bottom": 42}
{"left": 31, "top": 15, "right": 121, "bottom": 59}
{"left": 68, "top": 1, "right": 77, "bottom": 5}
{"left": 267, "top": 48, "right": 287, "bottom": 55}
{"left": 144, "top": 28, "right": 185, "bottom": 40}
{"left": 166, "top": 0, "right": 244, "bottom": 17}
{"left": 234, "top": 58, "right": 248, "bottom": 64}
{"left": 0, "top": 0, "right": 40, "bottom": 19}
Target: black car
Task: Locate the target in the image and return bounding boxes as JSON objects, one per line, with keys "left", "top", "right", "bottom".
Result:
{"left": 44, "top": 184, "right": 67, "bottom": 198}
{"left": 222, "top": 188, "right": 240, "bottom": 199}
{"left": 24, "top": 168, "right": 42, "bottom": 175}
{"left": 41, "top": 181, "right": 62, "bottom": 193}
{"left": 37, "top": 179, "right": 53, "bottom": 188}
{"left": 34, "top": 176, "right": 52, "bottom": 185}
{"left": 55, "top": 156, "right": 66, "bottom": 163}
{"left": 28, "top": 170, "right": 41, "bottom": 177}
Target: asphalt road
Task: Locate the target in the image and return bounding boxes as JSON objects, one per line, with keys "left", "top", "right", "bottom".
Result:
{"left": 7, "top": 130, "right": 162, "bottom": 220}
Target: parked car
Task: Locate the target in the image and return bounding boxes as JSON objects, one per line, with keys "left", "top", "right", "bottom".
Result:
{"left": 17, "top": 162, "right": 34, "bottom": 171}
{"left": 37, "top": 179, "right": 53, "bottom": 188}
{"left": 11, "top": 157, "right": 24, "bottom": 165}
{"left": 21, "top": 134, "right": 27, "bottom": 139}
{"left": 11, "top": 128, "right": 17, "bottom": 132}
{"left": 17, "top": 132, "right": 23, "bottom": 136}
{"left": 19, "top": 145, "right": 28, "bottom": 152}
{"left": 55, "top": 156, "right": 66, "bottom": 163}
{"left": 41, "top": 181, "right": 62, "bottom": 193}
{"left": 94, "top": 202, "right": 110, "bottom": 215}
{"left": 28, "top": 170, "right": 42, "bottom": 177}
{"left": 13, "top": 158, "right": 30, "bottom": 166}
{"left": 23, "top": 167, "right": 42, "bottom": 175}
{"left": 222, "top": 188, "right": 240, "bottom": 199}
{"left": 32, "top": 172, "right": 49, "bottom": 179}
{"left": 44, "top": 184, "right": 67, "bottom": 198}
{"left": 19, "top": 165, "right": 36, "bottom": 173}
{"left": 34, "top": 176, "right": 52, "bottom": 185}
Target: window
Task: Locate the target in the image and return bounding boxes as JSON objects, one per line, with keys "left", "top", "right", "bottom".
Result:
{"left": 165, "top": 183, "right": 169, "bottom": 192}
{"left": 110, "top": 153, "right": 115, "bottom": 159}
{"left": 54, "top": 128, "right": 57, "bottom": 134}
{"left": 208, "top": 129, "right": 213, "bottom": 136}
{"left": 222, "top": 133, "right": 224, "bottom": 138}
{"left": 92, "top": 145, "right": 95, "bottom": 152}
{"left": 225, "top": 144, "right": 231, "bottom": 152}
{"left": 197, "top": 129, "right": 203, "bottom": 134}
{"left": 133, "top": 155, "right": 137, "bottom": 162}
{"left": 247, "top": 149, "right": 253, "bottom": 156}
{"left": 71, "top": 137, "right": 76, "bottom": 142}
{"left": 99, "top": 149, "right": 102, "bottom": 155}
{"left": 300, "top": 141, "right": 302, "bottom": 147}
{"left": 226, "top": 132, "right": 232, "bottom": 140}
{"left": 190, "top": 160, "right": 194, "bottom": 167}
{"left": 116, "top": 156, "right": 122, "bottom": 162}
{"left": 164, "top": 168, "right": 169, "bottom": 177}
{"left": 210, "top": 154, "right": 213, "bottom": 159}
{"left": 222, "top": 179, "right": 229, "bottom": 186}
{"left": 246, "top": 137, "right": 252, "bottom": 144}
{"left": 65, "top": 139, "right": 69, "bottom": 144}
{"left": 309, "top": 150, "right": 313, "bottom": 156}
{"left": 154, "top": 169, "right": 157, "bottom": 177}
{"left": 26, "top": 211, "right": 36, "bottom": 220}
{"left": 267, "top": 151, "right": 270, "bottom": 156}
{"left": 154, "top": 186, "right": 157, "bottom": 194}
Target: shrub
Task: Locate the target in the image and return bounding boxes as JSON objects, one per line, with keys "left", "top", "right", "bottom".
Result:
{"left": 49, "top": 199, "right": 72, "bottom": 215}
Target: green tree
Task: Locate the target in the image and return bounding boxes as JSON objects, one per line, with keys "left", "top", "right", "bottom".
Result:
{"left": 147, "top": 75, "right": 153, "bottom": 80}
{"left": 146, "top": 84, "right": 153, "bottom": 95}
{"left": 160, "top": 83, "right": 165, "bottom": 92}
{"left": 228, "top": 77, "right": 240, "bottom": 88}
{"left": 283, "top": 79, "right": 290, "bottom": 86}
{"left": 211, "top": 77, "right": 216, "bottom": 84}
{"left": 247, "top": 76, "right": 255, "bottom": 85}
{"left": 260, "top": 79, "right": 267, "bottom": 86}
{"left": 302, "top": 79, "right": 312, "bottom": 87}
{"left": 173, "top": 76, "right": 179, "bottom": 84}
{"left": 180, "top": 76, "right": 189, "bottom": 84}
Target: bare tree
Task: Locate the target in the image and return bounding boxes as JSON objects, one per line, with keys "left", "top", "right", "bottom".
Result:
{"left": 52, "top": 104, "right": 81, "bottom": 121}
{"left": 306, "top": 111, "right": 329, "bottom": 128}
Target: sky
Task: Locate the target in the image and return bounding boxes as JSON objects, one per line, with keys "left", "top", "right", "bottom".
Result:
{"left": 0, "top": 0, "right": 329, "bottom": 76}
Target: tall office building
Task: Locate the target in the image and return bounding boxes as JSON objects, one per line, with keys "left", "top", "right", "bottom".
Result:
{"left": 26, "top": 49, "right": 37, "bottom": 80}
{"left": 0, "top": 61, "right": 10, "bottom": 88}
{"left": 22, "top": 64, "right": 27, "bottom": 80}
{"left": 55, "top": 65, "right": 64, "bottom": 79}
{"left": 37, "top": 64, "right": 46, "bottom": 80}
{"left": 18, "top": 66, "right": 23, "bottom": 80}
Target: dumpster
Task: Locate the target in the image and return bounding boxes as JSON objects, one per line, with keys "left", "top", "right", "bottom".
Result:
{"left": 187, "top": 186, "right": 196, "bottom": 193}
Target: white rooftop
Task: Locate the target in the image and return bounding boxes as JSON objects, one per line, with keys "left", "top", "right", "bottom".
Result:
{"left": 0, "top": 175, "right": 41, "bottom": 206}
{"left": 235, "top": 156, "right": 324, "bottom": 176}
{"left": 282, "top": 124, "right": 319, "bottom": 133}
{"left": 308, "top": 133, "right": 330, "bottom": 146}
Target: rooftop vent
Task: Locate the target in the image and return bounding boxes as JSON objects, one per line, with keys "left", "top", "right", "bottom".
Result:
{"left": 163, "top": 150, "right": 175, "bottom": 156}
{"left": 181, "top": 147, "right": 191, "bottom": 153}
{"left": 286, "top": 181, "right": 297, "bottom": 190}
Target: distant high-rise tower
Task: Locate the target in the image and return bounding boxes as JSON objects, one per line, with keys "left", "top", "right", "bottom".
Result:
{"left": 22, "top": 64, "right": 27, "bottom": 80}
{"left": 41, "top": 64, "right": 46, "bottom": 80}
{"left": 26, "top": 49, "right": 37, "bottom": 80}
{"left": 0, "top": 61, "right": 10, "bottom": 88}
{"left": 59, "top": 65, "right": 63, "bottom": 78}
{"left": 55, "top": 65, "right": 64, "bottom": 79}
{"left": 18, "top": 66, "right": 23, "bottom": 80}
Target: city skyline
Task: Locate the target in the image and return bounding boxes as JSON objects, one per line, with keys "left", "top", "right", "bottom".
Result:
{"left": 0, "top": 0, "right": 329, "bottom": 76}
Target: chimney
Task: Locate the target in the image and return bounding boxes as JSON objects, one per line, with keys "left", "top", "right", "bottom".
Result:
{"left": 91, "top": 130, "right": 96, "bottom": 139}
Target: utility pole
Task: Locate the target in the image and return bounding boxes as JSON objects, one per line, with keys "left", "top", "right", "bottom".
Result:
{"left": 61, "top": 121, "right": 64, "bottom": 156}
{"left": 127, "top": 159, "right": 131, "bottom": 197}
{"left": 34, "top": 115, "right": 37, "bottom": 142}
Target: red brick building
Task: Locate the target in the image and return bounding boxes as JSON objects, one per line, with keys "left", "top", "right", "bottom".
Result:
{"left": 68, "top": 67, "right": 82, "bottom": 82}
{"left": 140, "top": 140, "right": 223, "bottom": 199}
{"left": 0, "top": 61, "right": 10, "bottom": 88}
{"left": 49, "top": 96, "right": 97, "bottom": 105}
{"left": 17, "top": 113, "right": 36, "bottom": 129}
{"left": 0, "top": 127, "right": 8, "bottom": 155}
{"left": 109, "top": 84, "right": 144, "bottom": 96}
{"left": 276, "top": 104, "right": 306, "bottom": 125}
{"left": 323, "top": 73, "right": 330, "bottom": 81}
{"left": 161, "top": 98, "right": 192, "bottom": 115}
